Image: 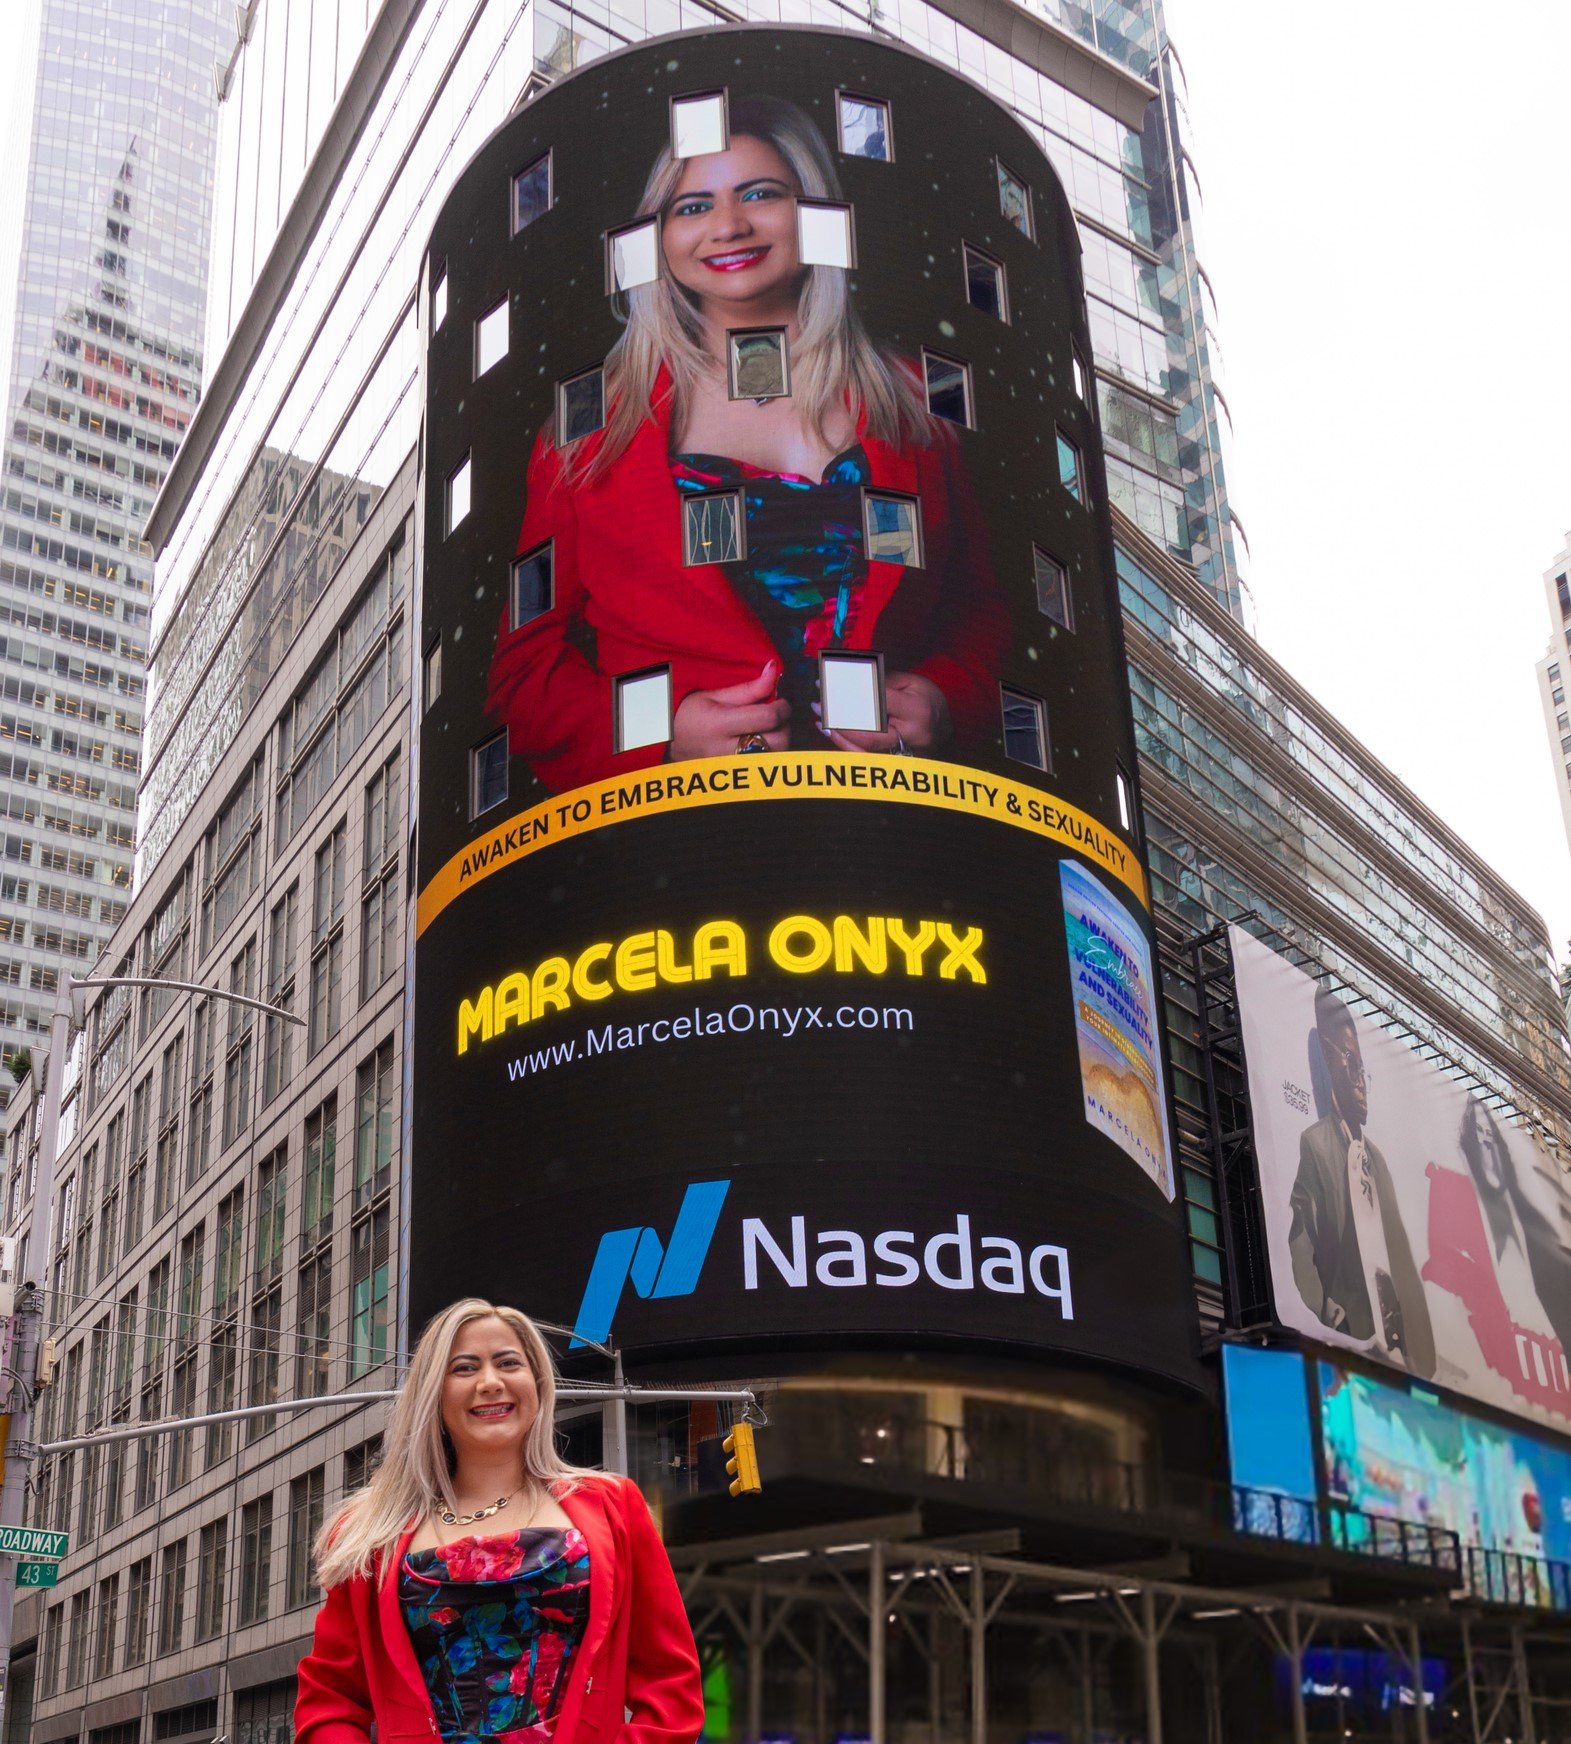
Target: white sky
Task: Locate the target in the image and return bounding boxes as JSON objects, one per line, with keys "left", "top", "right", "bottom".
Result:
{"left": 1161, "top": 0, "right": 1571, "bottom": 966}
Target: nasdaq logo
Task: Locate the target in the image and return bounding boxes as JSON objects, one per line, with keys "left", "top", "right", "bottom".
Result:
{"left": 571, "top": 1179, "right": 731, "bottom": 1347}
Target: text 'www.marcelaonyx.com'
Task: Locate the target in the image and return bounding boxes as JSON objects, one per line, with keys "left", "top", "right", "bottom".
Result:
{"left": 506, "top": 1002, "right": 916, "bottom": 1081}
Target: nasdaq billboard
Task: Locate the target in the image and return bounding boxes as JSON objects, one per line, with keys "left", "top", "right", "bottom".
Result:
{"left": 411, "top": 27, "right": 1197, "bottom": 1384}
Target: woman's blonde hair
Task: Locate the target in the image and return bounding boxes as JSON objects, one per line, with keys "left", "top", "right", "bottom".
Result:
{"left": 580, "top": 95, "right": 930, "bottom": 475}
{"left": 314, "top": 1298, "right": 599, "bottom": 1588}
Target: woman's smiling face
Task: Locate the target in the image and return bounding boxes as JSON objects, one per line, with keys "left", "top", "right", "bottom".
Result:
{"left": 441, "top": 1314, "right": 539, "bottom": 1466}
{"left": 661, "top": 134, "right": 803, "bottom": 311}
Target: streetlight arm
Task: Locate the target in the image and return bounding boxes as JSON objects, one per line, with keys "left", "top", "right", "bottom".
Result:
{"left": 69, "top": 974, "right": 306, "bottom": 1028}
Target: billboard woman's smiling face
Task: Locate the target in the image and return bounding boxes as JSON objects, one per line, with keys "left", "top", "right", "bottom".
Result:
{"left": 662, "top": 135, "right": 803, "bottom": 311}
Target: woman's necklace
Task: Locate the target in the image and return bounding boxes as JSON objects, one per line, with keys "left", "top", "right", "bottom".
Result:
{"left": 437, "top": 1483, "right": 540, "bottom": 1529}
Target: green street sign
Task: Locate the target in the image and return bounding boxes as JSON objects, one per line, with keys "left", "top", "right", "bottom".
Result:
{"left": 16, "top": 1561, "right": 57, "bottom": 1589}
{"left": 0, "top": 1527, "right": 67, "bottom": 1559}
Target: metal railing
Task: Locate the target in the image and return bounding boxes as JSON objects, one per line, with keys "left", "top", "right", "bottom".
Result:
{"left": 1461, "top": 1544, "right": 1571, "bottom": 1611}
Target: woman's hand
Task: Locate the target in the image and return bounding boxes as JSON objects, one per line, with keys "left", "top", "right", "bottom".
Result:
{"left": 670, "top": 661, "right": 791, "bottom": 760}
{"left": 824, "top": 671, "right": 951, "bottom": 755}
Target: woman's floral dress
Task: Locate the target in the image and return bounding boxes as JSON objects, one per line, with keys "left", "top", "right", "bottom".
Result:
{"left": 400, "top": 1528, "right": 591, "bottom": 1742}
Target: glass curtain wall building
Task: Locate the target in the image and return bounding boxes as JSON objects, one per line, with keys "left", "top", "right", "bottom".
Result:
{"left": 0, "top": 0, "right": 230, "bottom": 1077}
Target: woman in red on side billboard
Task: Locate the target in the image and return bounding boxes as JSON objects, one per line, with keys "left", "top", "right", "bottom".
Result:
{"left": 485, "top": 96, "right": 1010, "bottom": 794}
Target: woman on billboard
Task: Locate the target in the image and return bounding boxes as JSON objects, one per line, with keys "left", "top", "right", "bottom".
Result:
{"left": 486, "top": 97, "right": 1010, "bottom": 793}
{"left": 295, "top": 1299, "right": 703, "bottom": 1744}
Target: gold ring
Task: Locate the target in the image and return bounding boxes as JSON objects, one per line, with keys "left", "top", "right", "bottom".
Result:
{"left": 736, "top": 734, "right": 768, "bottom": 753}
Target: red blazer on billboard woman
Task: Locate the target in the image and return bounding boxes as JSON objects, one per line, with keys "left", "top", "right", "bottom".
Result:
{"left": 484, "top": 96, "right": 1010, "bottom": 795}
{"left": 295, "top": 1301, "right": 703, "bottom": 1744}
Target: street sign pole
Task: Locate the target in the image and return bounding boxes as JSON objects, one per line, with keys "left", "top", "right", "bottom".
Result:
{"left": 0, "top": 1284, "right": 44, "bottom": 1739}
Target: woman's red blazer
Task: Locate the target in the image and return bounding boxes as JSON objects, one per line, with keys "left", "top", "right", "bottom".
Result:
{"left": 293, "top": 1476, "right": 703, "bottom": 1744}
{"left": 485, "top": 373, "right": 1011, "bottom": 793}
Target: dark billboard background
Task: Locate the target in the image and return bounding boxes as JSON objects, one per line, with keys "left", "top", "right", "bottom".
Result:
{"left": 413, "top": 27, "right": 1200, "bottom": 1388}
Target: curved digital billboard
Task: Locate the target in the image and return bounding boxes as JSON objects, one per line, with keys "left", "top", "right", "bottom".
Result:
{"left": 411, "top": 26, "right": 1199, "bottom": 1386}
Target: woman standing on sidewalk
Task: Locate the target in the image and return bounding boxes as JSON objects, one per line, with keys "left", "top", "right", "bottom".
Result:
{"left": 294, "top": 1298, "right": 703, "bottom": 1744}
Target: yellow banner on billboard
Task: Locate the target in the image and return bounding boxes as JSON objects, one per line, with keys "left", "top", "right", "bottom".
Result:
{"left": 417, "top": 752, "right": 1146, "bottom": 936}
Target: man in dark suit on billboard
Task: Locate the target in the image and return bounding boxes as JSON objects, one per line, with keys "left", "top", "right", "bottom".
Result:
{"left": 1288, "top": 989, "right": 1436, "bottom": 1376}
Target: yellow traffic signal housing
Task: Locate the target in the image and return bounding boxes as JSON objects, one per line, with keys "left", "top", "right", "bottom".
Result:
{"left": 723, "top": 1421, "right": 761, "bottom": 1497}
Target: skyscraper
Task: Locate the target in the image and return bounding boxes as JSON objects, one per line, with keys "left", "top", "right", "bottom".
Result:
{"left": 0, "top": 0, "right": 229, "bottom": 1081}
{"left": 1535, "top": 530, "right": 1571, "bottom": 873}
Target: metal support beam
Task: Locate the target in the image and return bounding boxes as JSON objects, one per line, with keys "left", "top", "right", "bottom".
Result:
{"left": 1410, "top": 1621, "right": 1430, "bottom": 1744}
{"left": 869, "top": 1539, "right": 886, "bottom": 1744}
{"left": 1512, "top": 1623, "right": 1539, "bottom": 1744}
{"left": 1140, "top": 1586, "right": 1163, "bottom": 1744}
{"left": 970, "top": 1564, "right": 986, "bottom": 1744}
{"left": 747, "top": 1581, "right": 764, "bottom": 1744}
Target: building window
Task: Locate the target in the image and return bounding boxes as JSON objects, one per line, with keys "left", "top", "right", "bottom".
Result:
{"left": 819, "top": 653, "right": 886, "bottom": 735}
{"left": 474, "top": 298, "right": 508, "bottom": 377}
{"left": 288, "top": 1467, "right": 326, "bottom": 1610}
{"left": 247, "top": 1284, "right": 283, "bottom": 1441}
{"left": 124, "top": 1561, "right": 149, "bottom": 1670}
{"left": 263, "top": 883, "right": 298, "bottom": 1104}
{"left": 682, "top": 492, "right": 744, "bottom": 566}
{"left": 1056, "top": 430, "right": 1084, "bottom": 501}
{"left": 255, "top": 1147, "right": 287, "bottom": 1287}
{"left": 797, "top": 200, "right": 855, "bottom": 269}
{"left": 346, "top": 1436, "right": 383, "bottom": 1494}
{"left": 296, "top": 1250, "right": 332, "bottom": 1399}
{"left": 446, "top": 454, "right": 471, "bottom": 535}
{"left": 199, "top": 755, "right": 262, "bottom": 958}
{"left": 671, "top": 90, "right": 726, "bottom": 158}
{"left": 606, "top": 219, "right": 660, "bottom": 292}
{"left": 513, "top": 151, "right": 552, "bottom": 232}
{"left": 837, "top": 92, "right": 891, "bottom": 160}
{"left": 1072, "top": 346, "right": 1089, "bottom": 402}
{"left": 728, "top": 329, "right": 788, "bottom": 401}
{"left": 239, "top": 1495, "right": 274, "bottom": 1626}
{"left": 997, "top": 161, "right": 1033, "bottom": 238}
{"left": 195, "top": 1519, "right": 227, "bottom": 1642}
{"left": 431, "top": 263, "right": 447, "bottom": 330}
{"left": 557, "top": 367, "right": 605, "bottom": 444}
{"left": 360, "top": 753, "right": 402, "bottom": 1001}
{"left": 423, "top": 634, "right": 442, "bottom": 712}
{"left": 863, "top": 491, "right": 923, "bottom": 567}
{"left": 614, "top": 667, "right": 672, "bottom": 754}
{"left": 963, "top": 246, "right": 1006, "bottom": 321}
{"left": 168, "top": 1357, "right": 197, "bottom": 1491}
{"left": 303, "top": 1098, "right": 337, "bottom": 1249}
{"left": 350, "top": 1203, "right": 392, "bottom": 1379}
{"left": 922, "top": 350, "right": 971, "bottom": 427}
{"left": 1032, "top": 548, "right": 1073, "bottom": 631}
{"left": 471, "top": 731, "right": 509, "bottom": 818}
{"left": 309, "top": 823, "right": 347, "bottom": 1053}
{"left": 1001, "top": 686, "right": 1049, "bottom": 770}
{"left": 512, "top": 542, "right": 554, "bottom": 630}
{"left": 234, "top": 1680, "right": 295, "bottom": 1744}
{"left": 65, "top": 1589, "right": 89, "bottom": 1689}
{"left": 156, "top": 1540, "right": 187, "bottom": 1657}
{"left": 206, "top": 1319, "right": 238, "bottom": 1468}
{"left": 93, "top": 1576, "right": 121, "bottom": 1681}
{"left": 355, "top": 1042, "right": 396, "bottom": 1211}
{"left": 39, "top": 1602, "right": 61, "bottom": 1697}
{"left": 222, "top": 938, "right": 257, "bottom": 1149}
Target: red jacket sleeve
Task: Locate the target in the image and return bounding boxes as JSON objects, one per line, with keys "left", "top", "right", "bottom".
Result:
{"left": 910, "top": 428, "right": 1011, "bottom": 749}
{"left": 618, "top": 1479, "right": 704, "bottom": 1744}
{"left": 293, "top": 1576, "right": 375, "bottom": 1744}
{"left": 484, "top": 428, "right": 666, "bottom": 795}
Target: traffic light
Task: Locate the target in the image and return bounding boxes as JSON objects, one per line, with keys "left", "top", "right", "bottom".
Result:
{"left": 723, "top": 1421, "right": 761, "bottom": 1497}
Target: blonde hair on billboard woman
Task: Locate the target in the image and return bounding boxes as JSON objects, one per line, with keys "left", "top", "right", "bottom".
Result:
{"left": 294, "top": 1298, "right": 703, "bottom": 1744}
{"left": 484, "top": 94, "right": 1011, "bottom": 790}
{"left": 590, "top": 94, "right": 929, "bottom": 475}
